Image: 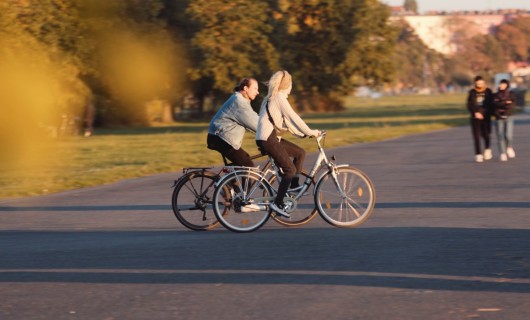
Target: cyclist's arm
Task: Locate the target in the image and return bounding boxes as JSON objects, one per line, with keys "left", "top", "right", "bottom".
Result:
{"left": 276, "top": 95, "right": 319, "bottom": 137}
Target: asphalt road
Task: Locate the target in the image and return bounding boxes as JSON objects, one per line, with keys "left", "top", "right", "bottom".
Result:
{"left": 1, "top": 114, "right": 530, "bottom": 320}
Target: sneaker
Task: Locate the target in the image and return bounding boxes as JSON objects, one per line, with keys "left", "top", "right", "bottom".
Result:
{"left": 483, "top": 148, "right": 492, "bottom": 160}
{"left": 475, "top": 154, "right": 484, "bottom": 163}
{"left": 269, "top": 202, "right": 290, "bottom": 218}
{"left": 240, "top": 203, "right": 266, "bottom": 212}
{"left": 500, "top": 153, "right": 508, "bottom": 162}
{"left": 507, "top": 147, "right": 516, "bottom": 158}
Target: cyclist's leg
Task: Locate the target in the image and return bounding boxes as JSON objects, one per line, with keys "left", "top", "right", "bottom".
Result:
{"left": 280, "top": 138, "right": 306, "bottom": 172}
{"left": 279, "top": 138, "right": 305, "bottom": 188}
{"left": 225, "top": 147, "right": 255, "bottom": 167}
{"left": 213, "top": 170, "right": 272, "bottom": 232}
{"left": 257, "top": 132, "right": 295, "bottom": 206}
{"left": 207, "top": 133, "right": 254, "bottom": 167}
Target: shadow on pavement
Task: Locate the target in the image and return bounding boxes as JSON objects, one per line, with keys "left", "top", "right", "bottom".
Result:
{"left": 377, "top": 202, "right": 530, "bottom": 209}
{"left": 2, "top": 201, "right": 530, "bottom": 212}
{"left": 1, "top": 227, "right": 529, "bottom": 293}
{"left": 0, "top": 205, "right": 172, "bottom": 212}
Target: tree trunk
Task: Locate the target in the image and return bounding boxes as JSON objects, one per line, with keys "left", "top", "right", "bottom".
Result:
{"left": 161, "top": 100, "right": 174, "bottom": 123}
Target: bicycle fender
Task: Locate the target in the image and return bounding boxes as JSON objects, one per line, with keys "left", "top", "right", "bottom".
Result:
{"left": 215, "top": 169, "right": 267, "bottom": 188}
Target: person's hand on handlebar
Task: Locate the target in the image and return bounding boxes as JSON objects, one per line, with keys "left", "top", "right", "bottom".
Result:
{"left": 310, "top": 130, "right": 325, "bottom": 138}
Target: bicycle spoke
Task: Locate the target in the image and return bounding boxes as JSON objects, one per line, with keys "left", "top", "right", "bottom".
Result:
{"left": 212, "top": 171, "right": 271, "bottom": 232}
{"left": 315, "top": 167, "right": 375, "bottom": 228}
{"left": 268, "top": 170, "right": 318, "bottom": 227}
{"left": 345, "top": 200, "right": 362, "bottom": 218}
{"left": 172, "top": 172, "right": 220, "bottom": 231}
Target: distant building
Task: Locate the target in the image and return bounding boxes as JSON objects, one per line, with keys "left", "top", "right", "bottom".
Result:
{"left": 390, "top": 6, "right": 417, "bottom": 16}
{"left": 390, "top": 9, "right": 530, "bottom": 55}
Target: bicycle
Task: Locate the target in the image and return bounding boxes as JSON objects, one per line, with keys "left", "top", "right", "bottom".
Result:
{"left": 211, "top": 131, "right": 376, "bottom": 232}
{"left": 171, "top": 153, "right": 318, "bottom": 231}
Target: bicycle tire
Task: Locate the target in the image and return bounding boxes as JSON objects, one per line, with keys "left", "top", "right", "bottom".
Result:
{"left": 212, "top": 170, "right": 273, "bottom": 233}
{"left": 314, "top": 166, "right": 375, "bottom": 228}
{"left": 269, "top": 171, "right": 318, "bottom": 227}
{"left": 172, "top": 170, "right": 221, "bottom": 231}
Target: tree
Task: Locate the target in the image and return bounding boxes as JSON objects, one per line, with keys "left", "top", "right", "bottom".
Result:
{"left": 0, "top": 0, "right": 190, "bottom": 129}
{"left": 510, "top": 17, "right": 530, "bottom": 61}
{"left": 451, "top": 34, "right": 506, "bottom": 81}
{"left": 79, "top": 1, "right": 187, "bottom": 126}
{"left": 0, "top": 0, "right": 91, "bottom": 167}
{"left": 186, "top": 0, "right": 279, "bottom": 111}
{"left": 0, "top": 1, "right": 90, "bottom": 129}
{"left": 403, "top": 0, "right": 418, "bottom": 14}
{"left": 495, "top": 23, "right": 528, "bottom": 62}
{"left": 392, "top": 19, "right": 446, "bottom": 90}
{"left": 273, "top": 0, "right": 397, "bottom": 111}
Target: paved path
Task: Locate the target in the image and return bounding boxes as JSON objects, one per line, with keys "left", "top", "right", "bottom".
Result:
{"left": 1, "top": 114, "right": 530, "bottom": 320}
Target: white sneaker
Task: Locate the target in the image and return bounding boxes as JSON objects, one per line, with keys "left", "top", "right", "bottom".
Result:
{"left": 483, "top": 148, "right": 492, "bottom": 160}
{"left": 507, "top": 147, "right": 516, "bottom": 158}
{"left": 475, "top": 154, "right": 484, "bottom": 163}
{"left": 500, "top": 153, "right": 508, "bottom": 162}
{"left": 240, "top": 203, "right": 266, "bottom": 212}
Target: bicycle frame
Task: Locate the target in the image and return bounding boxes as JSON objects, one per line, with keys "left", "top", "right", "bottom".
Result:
{"left": 172, "top": 153, "right": 270, "bottom": 188}
{"left": 211, "top": 131, "right": 376, "bottom": 231}
{"left": 214, "top": 131, "right": 347, "bottom": 207}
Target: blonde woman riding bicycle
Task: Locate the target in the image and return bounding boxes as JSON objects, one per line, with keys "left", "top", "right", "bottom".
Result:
{"left": 256, "top": 70, "right": 321, "bottom": 218}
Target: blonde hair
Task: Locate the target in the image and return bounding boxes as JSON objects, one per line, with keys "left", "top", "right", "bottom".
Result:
{"left": 263, "top": 70, "right": 292, "bottom": 102}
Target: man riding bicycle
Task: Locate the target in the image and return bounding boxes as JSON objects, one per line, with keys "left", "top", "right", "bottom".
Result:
{"left": 207, "top": 78, "right": 260, "bottom": 167}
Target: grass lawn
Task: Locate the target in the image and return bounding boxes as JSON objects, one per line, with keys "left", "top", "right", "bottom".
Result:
{"left": 0, "top": 93, "right": 471, "bottom": 198}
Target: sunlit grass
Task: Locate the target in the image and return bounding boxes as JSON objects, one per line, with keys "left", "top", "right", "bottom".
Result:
{"left": 0, "top": 93, "right": 471, "bottom": 198}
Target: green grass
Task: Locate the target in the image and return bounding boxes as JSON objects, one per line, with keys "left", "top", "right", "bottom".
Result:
{"left": 0, "top": 93, "right": 470, "bottom": 198}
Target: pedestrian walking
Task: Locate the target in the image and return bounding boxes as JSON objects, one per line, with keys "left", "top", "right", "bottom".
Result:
{"left": 466, "top": 76, "right": 493, "bottom": 162}
{"left": 492, "top": 79, "right": 517, "bottom": 161}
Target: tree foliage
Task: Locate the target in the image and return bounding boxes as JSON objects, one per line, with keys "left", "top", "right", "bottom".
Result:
{"left": 393, "top": 19, "right": 446, "bottom": 90}
{"left": 181, "top": 0, "right": 397, "bottom": 112}
{"left": 1, "top": 0, "right": 187, "bottom": 128}
{"left": 510, "top": 16, "right": 530, "bottom": 58}
{"left": 403, "top": 0, "right": 418, "bottom": 14}
{"left": 271, "top": 0, "right": 397, "bottom": 111}
{"left": 495, "top": 23, "right": 528, "bottom": 62}
{"left": 14, "top": 0, "right": 530, "bottom": 129}
{"left": 186, "top": 0, "right": 278, "bottom": 95}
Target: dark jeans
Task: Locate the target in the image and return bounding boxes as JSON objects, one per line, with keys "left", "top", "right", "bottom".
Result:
{"left": 207, "top": 134, "right": 255, "bottom": 167}
{"left": 470, "top": 116, "right": 491, "bottom": 155}
{"left": 256, "top": 131, "right": 306, "bottom": 206}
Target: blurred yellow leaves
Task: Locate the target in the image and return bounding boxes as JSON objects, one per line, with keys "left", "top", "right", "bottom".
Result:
{"left": 0, "top": 30, "right": 89, "bottom": 171}
{"left": 0, "top": 1, "right": 186, "bottom": 174}
{"left": 98, "top": 27, "right": 185, "bottom": 123}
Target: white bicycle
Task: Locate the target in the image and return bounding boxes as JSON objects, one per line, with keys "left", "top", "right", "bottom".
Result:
{"left": 212, "top": 131, "right": 376, "bottom": 232}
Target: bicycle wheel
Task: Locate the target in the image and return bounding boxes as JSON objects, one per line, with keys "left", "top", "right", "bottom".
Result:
{"left": 172, "top": 170, "right": 221, "bottom": 231}
{"left": 212, "top": 170, "right": 273, "bottom": 233}
{"left": 269, "top": 171, "right": 318, "bottom": 227}
{"left": 314, "top": 166, "right": 375, "bottom": 228}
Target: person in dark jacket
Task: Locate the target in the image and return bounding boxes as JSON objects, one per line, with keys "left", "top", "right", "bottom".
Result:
{"left": 492, "top": 79, "right": 517, "bottom": 161}
{"left": 467, "top": 76, "right": 493, "bottom": 162}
